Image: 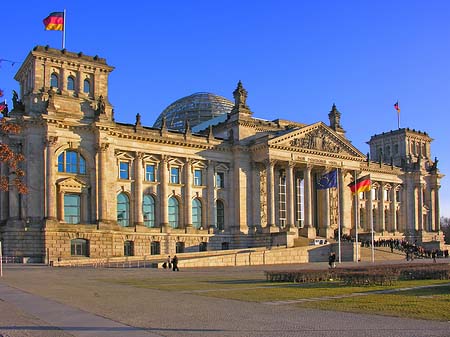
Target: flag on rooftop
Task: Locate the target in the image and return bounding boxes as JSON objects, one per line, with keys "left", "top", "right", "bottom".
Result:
{"left": 394, "top": 101, "right": 400, "bottom": 113}
{"left": 43, "top": 12, "right": 64, "bottom": 31}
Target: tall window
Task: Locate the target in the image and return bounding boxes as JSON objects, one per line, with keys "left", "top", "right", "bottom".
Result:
{"left": 216, "top": 200, "right": 225, "bottom": 230}
{"left": 143, "top": 195, "right": 155, "bottom": 227}
{"left": 396, "top": 189, "right": 401, "bottom": 202}
{"left": 278, "top": 173, "right": 286, "bottom": 227}
{"left": 372, "top": 208, "right": 377, "bottom": 229}
{"left": 119, "top": 162, "right": 130, "bottom": 180}
{"left": 176, "top": 242, "right": 185, "bottom": 253}
{"left": 168, "top": 196, "right": 179, "bottom": 228}
{"left": 64, "top": 194, "right": 80, "bottom": 224}
{"left": 67, "top": 76, "right": 75, "bottom": 90}
{"left": 50, "top": 73, "right": 59, "bottom": 88}
{"left": 194, "top": 169, "right": 202, "bottom": 186}
{"left": 117, "top": 193, "right": 130, "bottom": 226}
{"left": 170, "top": 167, "right": 180, "bottom": 184}
{"left": 192, "top": 198, "right": 202, "bottom": 229}
{"left": 71, "top": 239, "right": 89, "bottom": 257}
{"left": 145, "top": 164, "right": 156, "bottom": 182}
{"left": 216, "top": 172, "right": 224, "bottom": 188}
{"left": 384, "top": 208, "right": 389, "bottom": 228}
{"left": 295, "top": 175, "right": 304, "bottom": 227}
{"left": 83, "top": 79, "right": 90, "bottom": 93}
{"left": 360, "top": 207, "right": 365, "bottom": 229}
{"left": 58, "top": 150, "right": 86, "bottom": 174}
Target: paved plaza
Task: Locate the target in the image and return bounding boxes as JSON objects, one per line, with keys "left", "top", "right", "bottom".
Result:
{"left": 0, "top": 262, "right": 449, "bottom": 337}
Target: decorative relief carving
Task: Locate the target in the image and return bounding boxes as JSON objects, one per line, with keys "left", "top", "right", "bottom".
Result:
{"left": 290, "top": 129, "right": 341, "bottom": 153}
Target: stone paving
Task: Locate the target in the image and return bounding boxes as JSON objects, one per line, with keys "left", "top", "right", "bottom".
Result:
{"left": 0, "top": 261, "right": 449, "bottom": 337}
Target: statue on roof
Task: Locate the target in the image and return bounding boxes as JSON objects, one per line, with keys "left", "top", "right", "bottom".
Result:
{"left": 233, "top": 81, "right": 248, "bottom": 109}
{"left": 96, "top": 95, "right": 106, "bottom": 115}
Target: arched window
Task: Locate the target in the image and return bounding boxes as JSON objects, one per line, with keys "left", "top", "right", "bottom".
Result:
{"left": 168, "top": 197, "right": 179, "bottom": 228}
{"left": 192, "top": 198, "right": 202, "bottom": 229}
{"left": 64, "top": 194, "right": 80, "bottom": 224}
{"left": 58, "top": 150, "right": 86, "bottom": 174}
{"left": 67, "top": 76, "right": 75, "bottom": 90}
{"left": 216, "top": 200, "right": 224, "bottom": 230}
{"left": 71, "top": 239, "right": 89, "bottom": 257}
{"left": 50, "top": 73, "right": 59, "bottom": 88}
{"left": 143, "top": 195, "right": 155, "bottom": 227}
{"left": 117, "top": 193, "right": 130, "bottom": 227}
{"left": 83, "top": 79, "right": 90, "bottom": 93}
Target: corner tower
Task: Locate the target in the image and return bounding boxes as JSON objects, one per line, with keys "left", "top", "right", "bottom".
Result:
{"left": 13, "top": 45, "right": 115, "bottom": 121}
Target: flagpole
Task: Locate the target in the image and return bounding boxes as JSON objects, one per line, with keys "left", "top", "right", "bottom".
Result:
{"left": 354, "top": 170, "right": 359, "bottom": 263}
{"left": 62, "top": 9, "right": 66, "bottom": 49}
{"left": 397, "top": 100, "right": 400, "bottom": 129}
{"left": 337, "top": 169, "right": 342, "bottom": 263}
{"left": 370, "top": 185, "right": 375, "bottom": 263}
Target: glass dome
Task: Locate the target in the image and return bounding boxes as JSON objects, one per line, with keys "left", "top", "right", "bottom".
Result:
{"left": 153, "top": 92, "right": 234, "bottom": 131}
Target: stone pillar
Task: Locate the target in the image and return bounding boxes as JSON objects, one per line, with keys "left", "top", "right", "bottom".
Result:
{"left": 340, "top": 170, "right": 351, "bottom": 235}
{"left": 266, "top": 160, "right": 275, "bottom": 227}
{"left": 319, "top": 186, "right": 331, "bottom": 237}
{"left": 82, "top": 189, "right": 89, "bottom": 223}
{"left": 286, "top": 162, "right": 295, "bottom": 229}
{"left": 391, "top": 187, "right": 397, "bottom": 232}
{"left": 379, "top": 183, "right": 385, "bottom": 232}
{"left": 300, "top": 165, "right": 315, "bottom": 238}
{"left": 160, "top": 156, "right": 169, "bottom": 229}
{"left": 185, "top": 159, "right": 193, "bottom": 228}
{"left": 46, "top": 136, "right": 58, "bottom": 219}
{"left": 97, "top": 143, "right": 109, "bottom": 222}
{"left": 58, "top": 190, "right": 64, "bottom": 221}
{"left": 206, "top": 160, "right": 215, "bottom": 229}
{"left": 134, "top": 152, "right": 144, "bottom": 225}
{"left": 368, "top": 183, "right": 374, "bottom": 235}
{"left": 434, "top": 186, "right": 440, "bottom": 232}
{"left": 430, "top": 188, "right": 435, "bottom": 232}
{"left": 417, "top": 184, "right": 423, "bottom": 231}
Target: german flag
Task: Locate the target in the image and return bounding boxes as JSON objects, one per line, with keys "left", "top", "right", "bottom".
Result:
{"left": 348, "top": 175, "right": 371, "bottom": 194}
{"left": 394, "top": 101, "right": 400, "bottom": 113}
{"left": 43, "top": 12, "right": 64, "bottom": 31}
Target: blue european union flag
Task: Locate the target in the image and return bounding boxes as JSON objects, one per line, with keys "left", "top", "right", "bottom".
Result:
{"left": 317, "top": 170, "right": 337, "bottom": 189}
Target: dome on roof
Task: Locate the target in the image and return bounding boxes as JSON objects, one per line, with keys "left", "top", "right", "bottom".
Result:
{"left": 153, "top": 92, "right": 234, "bottom": 131}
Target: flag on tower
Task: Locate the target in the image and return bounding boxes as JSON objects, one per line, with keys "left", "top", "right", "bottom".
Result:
{"left": 394, "top": 101, "right": 400, "bottom": 113}
{"left": 43, "top": 12, "right": 64, "bottom": 31}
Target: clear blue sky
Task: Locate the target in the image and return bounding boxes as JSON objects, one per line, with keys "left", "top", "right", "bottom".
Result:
{"left": 1, "top": 1, "right": 449, "bottom": 217}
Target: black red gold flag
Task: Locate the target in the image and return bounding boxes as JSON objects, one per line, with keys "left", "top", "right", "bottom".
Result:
{"left": 43, "top": 12, "right": 64, "bottom": 31}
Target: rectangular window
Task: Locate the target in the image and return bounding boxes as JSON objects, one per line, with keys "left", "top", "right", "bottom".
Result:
{"left": 64, "top": 194, "right": 80, "bottom": 224}
{"left": 170, "top": 167, "right": 180, "bottom": 184}
{"left": 194, "top": 169, "right": 202, "bottom": 186}
{"left": 295, "top": 176, "right": 304, "bottom": 227}
{"left": 216, "top": 172, "right": 225, "bottom": 188}
{"left": 150, "top": 241, "right": 160, "bottom": 255}
{"left": 396, "top": 189, "right": 401, "bottom": 202}
{"left": 145, "top": 164, "right": 156, "bottom": 182}
{"left": 119, "top": 162, "right": 130, "bottom": 180}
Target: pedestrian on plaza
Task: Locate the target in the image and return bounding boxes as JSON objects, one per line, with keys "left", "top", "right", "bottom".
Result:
{"left": 328, "top": 252, "right": 336, "bottom": 268}
{"left": 431, "top": 249, "right": 437, "bottom": 263}
{"left": 167, "top": 255, "right": 172, "bottom": 270}
{"left": 172, "top": 255, "right": 179, "bottom": 271}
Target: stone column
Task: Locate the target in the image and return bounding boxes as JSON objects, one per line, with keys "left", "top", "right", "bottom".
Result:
{"left": 160, "top": 156, "right": 169, "bottom": 229}
{"left": 134, "top": 152, "right": 144, "bottom": 226}
{"left": 300, "top": 165, "right": 315, "bottom": 238}
{"left": 379, "top": 183, "right": 385, "bottom": 232}
{"left": 286, "top": 162, "right": 295, "bottom": 229}
{"left": 58, "top": 190, "right": 64, "bottom": 221}
{"left": 81, "top": 189, "right": 89, "bottom": 223}
{"left": 434, "top": 186, "right": 440, "bottom": 232}
{"left": 417, "top": 184, "right": 423, "bottom": 231}
{"left": 46, "top": 136, "right": 58, "bottom": 219}
{"left": 368, "top": 183, "right": 374, "bottom": 235}
{"left": 430, "top": 188, "right": 435, "bottom": 232}
{"left": 206, "top": 160, "right": 215, "bottom": 229}
{"left": 391, "top": 187, "right": 397, "bottom": 232}
{"left": 97, "top": 143, "right": 109, "bottom": 222}
{"left": 340, "top": 170, "right": 350, "bottom": 235}
{"left": 185, "top": 159, "right": 193, "bottom": 228}
{"left": 266, "top": 160, "right": 276, "bottom": 227}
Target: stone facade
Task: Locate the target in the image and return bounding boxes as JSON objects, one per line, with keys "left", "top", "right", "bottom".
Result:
{"left": 0, "top": 46, "right": 444, "bottom": 263}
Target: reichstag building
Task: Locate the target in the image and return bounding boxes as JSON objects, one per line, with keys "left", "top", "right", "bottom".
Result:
{"left": 0, "top": 46, "right": 444, "bottom": 262}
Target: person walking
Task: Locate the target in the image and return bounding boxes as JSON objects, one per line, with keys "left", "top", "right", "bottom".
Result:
{"left": 431, "top": 249, "right": 437, "bottom": 263}
{"left": 328, "top": 252, "right": 336, "bottom": 268}
{"left": 172, "top": 255, "right": 179, "bottom": 271}
{"left": 167, "top": 255, "right": 172, "bottom": 270}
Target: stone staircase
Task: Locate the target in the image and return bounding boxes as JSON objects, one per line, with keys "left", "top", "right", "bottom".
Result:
{"left": 358, "top": 246, "right": 405, "bottom": 262}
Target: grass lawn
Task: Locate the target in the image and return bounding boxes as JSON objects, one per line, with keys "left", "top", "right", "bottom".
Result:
{"left": 102, "top": 275, "right": 450, "bottom": 321}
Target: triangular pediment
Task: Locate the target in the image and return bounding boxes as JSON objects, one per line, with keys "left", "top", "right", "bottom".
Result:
{"left": 269, "top": 122, "right": 365, "bottom": 159}
{"left": 57, "top": 177, "right": 89, "bottom": 193}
